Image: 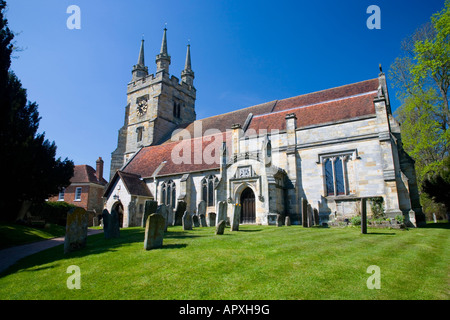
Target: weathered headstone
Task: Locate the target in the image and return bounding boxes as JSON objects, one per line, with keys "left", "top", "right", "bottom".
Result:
{"left": 230, "top": 204, "right": 241, "bottom": 231}
{"left": 182, "top": 211, "right": 192, "bottom": 230}
{"left": 405, "top": 209, "right": 417, "bottom": 228}
{"left": 215, "top": 220, "right": 226, "bottom": 235}
{"left": 93, "top": 216, "right": 99, "bottom": 227}
{"left": 64, "top": 207, "right": 88, "bottom": 254}
{"left": 207, "top": 212, "right": 216, "bottom": 227}
{"left": 156, "top": 204, "right": 169, "bottom": 231}
{"left": 301, "top": 198, "right": 308, "bottom": 227}
{"left": 174, "top": 201, "right": 187, "bottom": 226}
{"left": 103, "top": 208, "right": 120, "bottom": 239}
{"left": 216, "top": 201, "right": 227, "bottom": 225}
{"left": 192, "top": 214, "right": 200, "bottom": 227}
{"left": 307, "top": 204, "right": 313, "bottom": 228}
{"left": 144, "top": 213, "right": 165, "bottom": 250}
{"left": 199, "top": 213, "right": 207, "bottom": 227}
{"left": 285, "top": 215, "right": 291, "bottom": 226}
{"left": 142, "top": 200, "right": 157, "bottom": 228}
{"left": 313, "top": 208, "right": 320, "bottom": 226}
{"left": 198, "top": 200, "right": 206, "bottom": 218}
{"left": 276, "top": 214, "right": 284, "bottom": 227}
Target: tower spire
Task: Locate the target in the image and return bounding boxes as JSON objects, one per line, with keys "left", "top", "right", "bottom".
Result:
{"left": 132, "top": 37, "right": 148, "bottom": 81}
{"left": 181, "top": 43, "right": 194, "bottom": 87}
{"left": 137, "top": 38, "right": 145, "bottom": 66}
{"left": 156, "top": 27, "right": 171, "bottom": 73}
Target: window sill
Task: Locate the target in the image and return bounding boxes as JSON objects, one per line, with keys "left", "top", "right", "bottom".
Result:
{"left": 325, "top": 194, "right": 358, "bottom": 201}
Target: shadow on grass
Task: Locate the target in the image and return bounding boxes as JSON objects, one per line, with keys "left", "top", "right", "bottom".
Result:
{"left": 420, "top": 222, "right": 450, "bottom": 229}
{"left": 0, "top": 227, "right": 199, "bottom": 278}
{"left": 365, "top": 232, "right": 396, "bottom": 236}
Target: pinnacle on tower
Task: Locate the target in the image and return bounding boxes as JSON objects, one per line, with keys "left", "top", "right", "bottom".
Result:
{"left": 156, "top": 27, "right": 171, "bottom": 73}
{"left": 132, "top": 38, "right": 148, "bottom": 81}
{"left": 181, "top": 43, "right": 194, "bottom": 87}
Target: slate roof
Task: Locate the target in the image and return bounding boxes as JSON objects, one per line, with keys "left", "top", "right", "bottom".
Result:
{"left": 122, "top": 78, "right": 380, "bottom": 179}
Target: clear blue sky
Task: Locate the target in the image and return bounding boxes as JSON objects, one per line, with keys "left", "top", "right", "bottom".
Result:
{"left": 5, "top": 0, "right": 445, "bottom": 179}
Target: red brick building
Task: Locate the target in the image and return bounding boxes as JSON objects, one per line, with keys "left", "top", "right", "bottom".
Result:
{"left": 49, "top": 157, "right": 107, "bottom": 222}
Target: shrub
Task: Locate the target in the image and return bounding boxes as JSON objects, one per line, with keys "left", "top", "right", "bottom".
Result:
{"left": 30, "top": 201, "right": 77, "bottom": 226}
{"left": 351, "top": 216, "right": 361, "bottom": 226}
{"left": 369, "top": 197, "right": 385, "bottom": 219}
{"left": 395, "top": 214, "right": 405, "bottom": 223}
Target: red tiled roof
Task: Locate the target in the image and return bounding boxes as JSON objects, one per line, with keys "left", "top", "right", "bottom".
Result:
{"left": 124, "top": 131, "right": 230, "bottom": 178}
{"left": 71, "top": 165, "right": 107, "bottom": 185}
{"left": 123, "top": 78, "right": 379, "bottom": 178}
{"left": 248, "top": 91, "right": 377, "bottom": 132}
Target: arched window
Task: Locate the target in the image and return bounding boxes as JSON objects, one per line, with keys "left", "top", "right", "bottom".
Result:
{"left": 324, "top": 156, "right": 348, "bottom": 196}
{"left": 161, "top": 180, "right": 176, "bottom": 208}
{"left": 173, "top": 101, "right": 181, "bottom": 118}
{"left": 201, "top": 175, "right": 218, "bottom": 206}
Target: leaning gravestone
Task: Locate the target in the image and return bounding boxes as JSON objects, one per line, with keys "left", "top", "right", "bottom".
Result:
{"left": 192, "top": 215, "right": 200, "bottom": 227}
{"left": 64, "top": 207, "right": 88, "bottom": 254}
{"left": 199, "top": 213, "right": 207, "bottom": 227}
{"left": 142, "top": 200, "right": 158, "bottom": 228}
{"left": 307, "top": 204, "right": 314, "bottom": 227}
{"left": 215, "top": 220, "right": 226, "bottom": 235}
{"left": 102, "top": 208, "right": 120, "bottom": 239}
{"left": 217, "top": 201, "right": 227, "bottom": 225}
{"left": 144, "top": 213, "right": 165, "bottom": 250}
{"left": 174, "top": 201, "right": 187, "bottom": 226}
{"left": 182, "top": 211, "right": 192, "bottom": 230}
{"left": 231, "top": 204, "right": 241, "bottom": 231}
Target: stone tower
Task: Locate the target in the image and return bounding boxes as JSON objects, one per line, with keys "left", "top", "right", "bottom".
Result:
{"left": 110, "top": 28, "right": 197, "bottom": 179}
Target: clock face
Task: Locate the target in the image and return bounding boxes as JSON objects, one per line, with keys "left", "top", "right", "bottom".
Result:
{"left": 136, "top": 99, "right": 148, "bottom": 116}
{"left": 239, "top": 167, "right": 251, "bottom": 178}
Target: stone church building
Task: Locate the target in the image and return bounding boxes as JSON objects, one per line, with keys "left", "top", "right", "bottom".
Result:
{"left": 104, "top": 28, "right": 421, "bottom": 228}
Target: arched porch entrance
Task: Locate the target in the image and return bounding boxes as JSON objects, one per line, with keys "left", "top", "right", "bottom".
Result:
{"left": 112, "top": 201, "right": 124, "bottom": 228}
{"left": 240, "top": 187, "right": 255, "bottom": 224}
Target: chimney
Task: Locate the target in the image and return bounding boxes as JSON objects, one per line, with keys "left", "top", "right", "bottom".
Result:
{"left": 96, "top": 157, "right": 104, "bottom": 182}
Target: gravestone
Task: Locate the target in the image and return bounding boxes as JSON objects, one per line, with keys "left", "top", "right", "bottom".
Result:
{"left": 142, "top": 200, "right": 157, "bottom": 228}
{"left": 156, "top": 204, "right": 170, "bottom": 231}
{"left": 216, "top": 201, "right": 227, "bottom": 225}
{"left": 197, "top": 200, "right": 206, "bottom": 218}
{"left": 361, "top": 198, "right": 367, "bottom": 234}
{"left": 313, "top": 208, "right": 320, "bottom": 226}
{"left": 301, "top": 198, "right": 308, "bottom": 227}
{"left": 199, "top": 213, "right": 207, "bottom": 227}
{"left": 276, "top": 214, "right": 284, "bottom": 227}
{"left": 215, "top": 220, "right": 226, "bottom": 235}
{"left": 285, "top": 216, "right": 291, "bottom": 226}
{"left": 182, "top": 211, "right": 192, "bottom": 230}
{"left": 93, "top": 216, "right": 99, "bottom": 227}
{"left": 230, "top": 204, "right": 241, "bottom": 231}
{"left": 192, "top": 215, "right": 200, "bottom": 227}
{"left": 144, "top": 213, "right": 165, "bottom": 250}
{"left": 207, "top": 212, "right": 216, "bottom": 227}
{"left": 64, "top": 207, "right": 88, "bottom": 254}
{"left": 307, "top": 204, "right": 313, "bottom": 228}
{"left": 174, "top": 201, "right": 187, "bottom": 226}
{"left": 103, "top": 208, "right": 120, "bottom": 239}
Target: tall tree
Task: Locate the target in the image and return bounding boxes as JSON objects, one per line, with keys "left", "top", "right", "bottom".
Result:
{"left": 389, "top": 1, "right": 450, "bottom": 185}
{"left": 0, "top": 0, "right": 74, "bottom": 221}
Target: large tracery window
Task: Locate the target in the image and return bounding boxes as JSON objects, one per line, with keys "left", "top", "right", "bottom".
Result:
{"left": 322, "top": 155, "right": 350, "bottom": 196}
{"left": 201, "top": 175, "right": 218, "bottom": 206}
{"left": 161, "top": 179, "right": 176, "bottom": 208}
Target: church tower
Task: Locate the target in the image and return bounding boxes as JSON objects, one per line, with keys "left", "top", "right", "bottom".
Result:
{"left": 110, "top": 28, "right": 197, "bottom": 179}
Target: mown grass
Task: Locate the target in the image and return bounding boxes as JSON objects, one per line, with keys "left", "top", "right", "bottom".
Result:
{"left": 0, "top": 224, "right": 448, "bottom": 300}
{"left": 0, "top": 222, "right": 66, "bottom": 249}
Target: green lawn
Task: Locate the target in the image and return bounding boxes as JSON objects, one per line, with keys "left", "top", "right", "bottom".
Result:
{"left": 0, "top": 222, "right": 66, "bottom": 249}
{"left": 0, "top": 224, "right": 448, "bottom": 300}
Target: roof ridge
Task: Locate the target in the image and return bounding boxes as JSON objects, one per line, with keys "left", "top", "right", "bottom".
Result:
{"left": 253, "top": 90, "right": 378, "bottom": 119}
